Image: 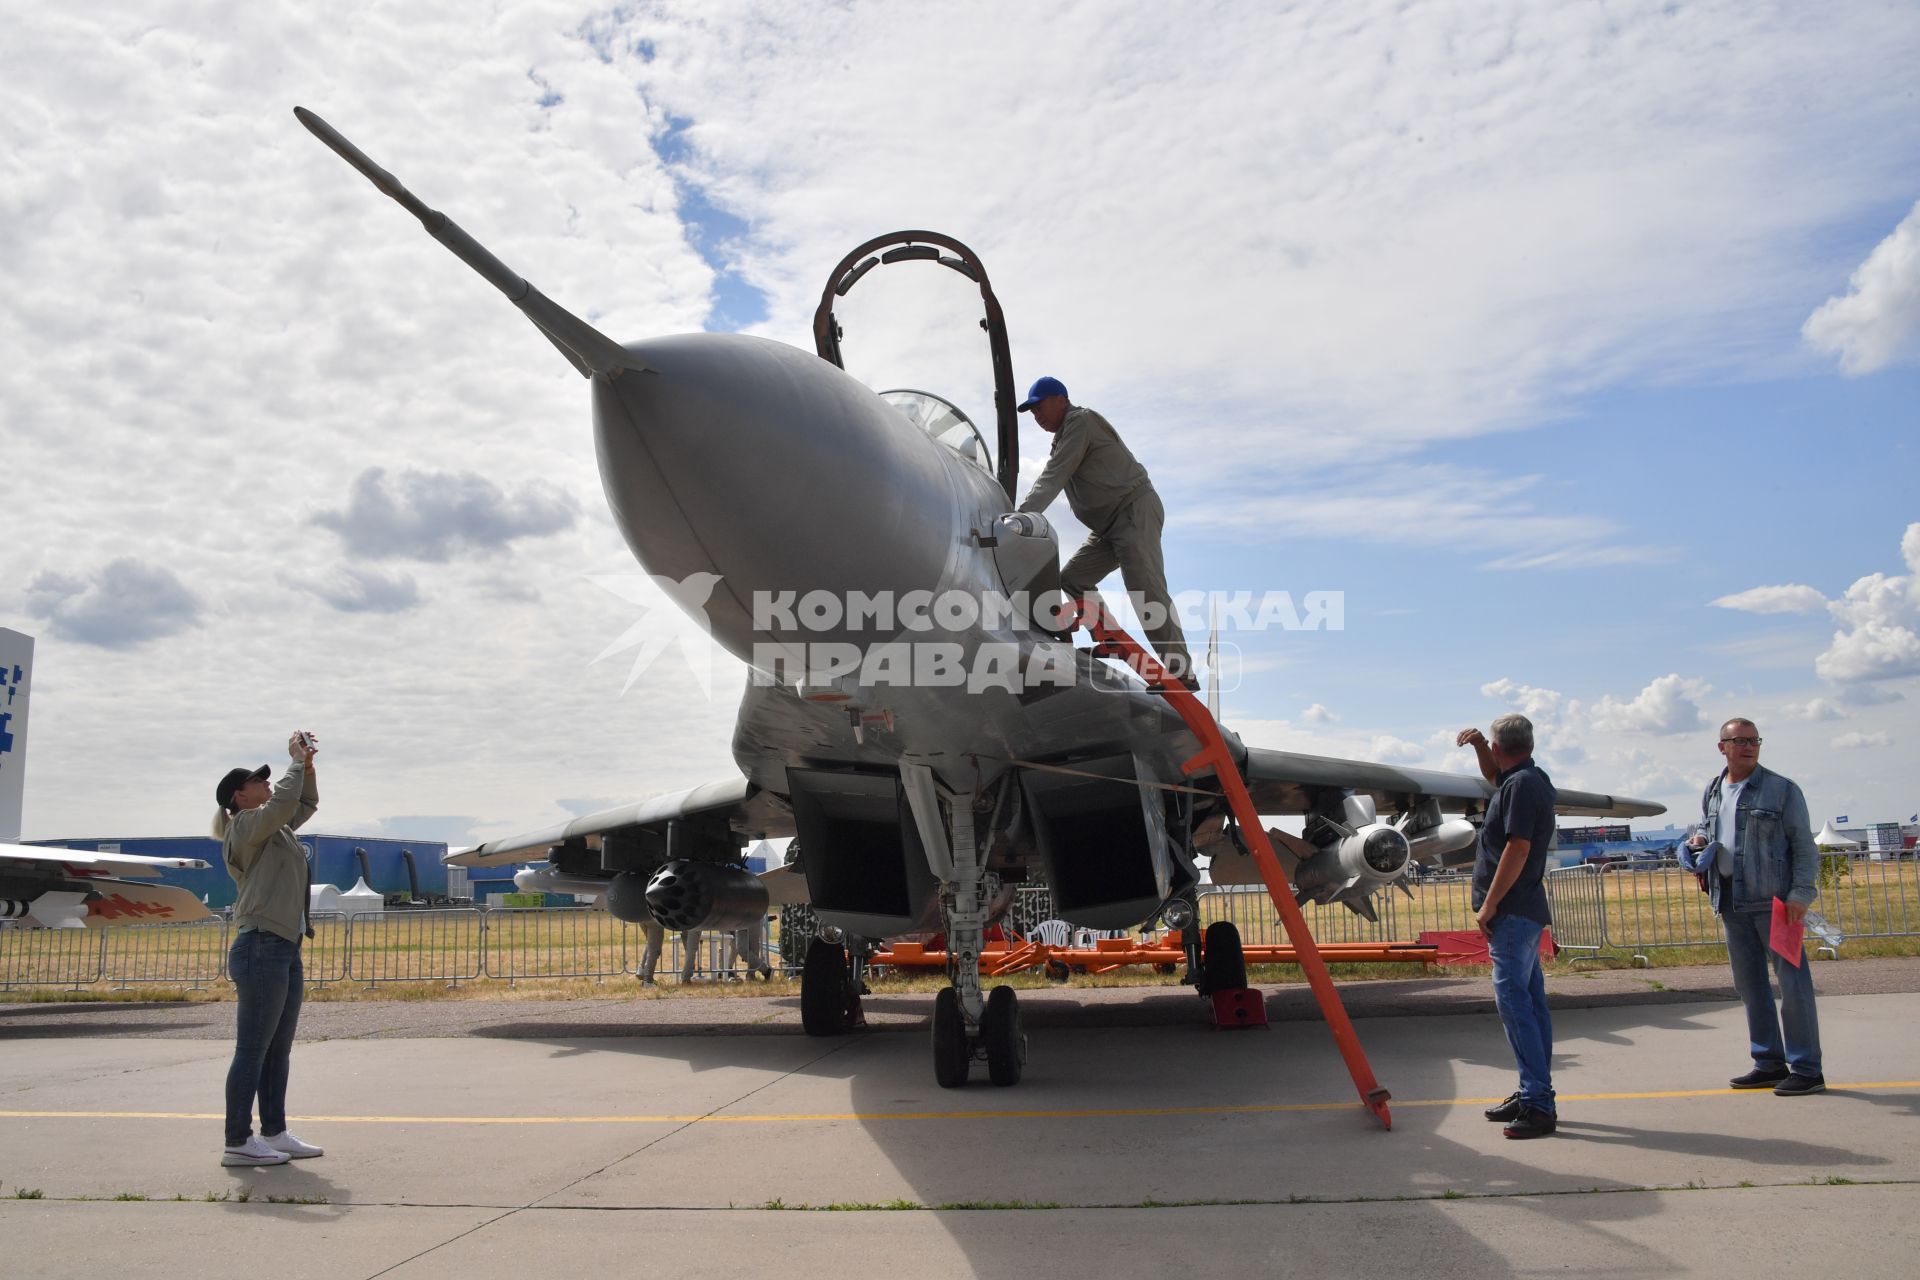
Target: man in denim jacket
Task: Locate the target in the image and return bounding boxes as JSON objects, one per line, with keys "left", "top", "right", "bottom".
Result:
{"left": 1679, "top": 718, "right": 1826, "bottom": 1096}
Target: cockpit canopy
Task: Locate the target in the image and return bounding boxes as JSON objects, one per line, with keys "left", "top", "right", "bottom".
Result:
{"left": 880, "top": 388, "right": 993, "bottom": 472}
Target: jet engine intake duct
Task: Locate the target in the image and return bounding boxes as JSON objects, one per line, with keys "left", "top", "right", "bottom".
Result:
{"left": 787, "top": 768, "right": 940, "bottom": 937}
{"left": 1019, "top": 754, "right": 1173, "bottom": 930}
{"left": 644, "top": 861, "right": 770, "bottom": 932}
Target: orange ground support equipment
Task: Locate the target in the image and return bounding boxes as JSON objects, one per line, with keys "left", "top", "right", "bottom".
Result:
{"left": 1210, "top": 987, "right": 1268, "bottom": 1029}
{"left": 868, "top": 937, "right": 1440, "bottom": 976}
{"left": 1081, "top": 599, "right": 1395, "bottom": 1130}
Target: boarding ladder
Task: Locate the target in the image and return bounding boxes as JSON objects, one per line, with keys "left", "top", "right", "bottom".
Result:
{"left": 1079, "top": 598, "right": 1394, "bottom": 1130}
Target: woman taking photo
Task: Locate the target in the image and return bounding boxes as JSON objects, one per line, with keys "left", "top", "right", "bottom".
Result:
{"left": 212, "top": 730, "right": 326, "bottom": 1167}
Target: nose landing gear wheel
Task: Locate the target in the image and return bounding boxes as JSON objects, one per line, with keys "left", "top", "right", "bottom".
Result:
{"left": 801, "top": 938, "right": 856, "bottom": 1035}
{"left": 931, "top": 985, "right": 972, "bottom": 1088}
{"left": 1202, "top": 920, "right": 1248, "bottom": 992}
{"left": 981, "top": 985, "right": 1026, "bottom": 1086}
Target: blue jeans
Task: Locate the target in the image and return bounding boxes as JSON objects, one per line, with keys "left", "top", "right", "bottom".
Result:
{"left": 226, "top": 929, "right": 304, "bottom": 1146}
{"left": 1722, "top": 907, "right": 1822, "bottom": 1077}
{"left": 1489, "top": 913, "right": 1555, "bottom": 1114}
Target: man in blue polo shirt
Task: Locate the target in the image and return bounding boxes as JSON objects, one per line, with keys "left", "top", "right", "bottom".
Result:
{"left": 1456, "top": 713, "right": 1559, "bottom": 1138}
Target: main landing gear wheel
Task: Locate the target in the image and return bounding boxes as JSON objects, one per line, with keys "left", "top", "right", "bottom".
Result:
{"left": 1202, "top": 920, "right": 1248, "bottom": 992}
{"left": 801, "top": 938, "right": 858, "bottom": 1036}
{"left": 931, "top": 986, "right": 971, "bottom": 1088}
{"left": 981, "top": 985, "right": 1026, "bottom": 1086}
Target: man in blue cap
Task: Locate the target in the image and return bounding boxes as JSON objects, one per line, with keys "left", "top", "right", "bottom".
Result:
{"left": 1017, "top": 376, "right": 1194, "bottom": 690}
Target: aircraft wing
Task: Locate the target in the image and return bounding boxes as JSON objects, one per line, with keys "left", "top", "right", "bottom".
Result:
{"left": 0, "top": 842, "right": 213, "bottom": 879}
{"left": 449, "top": 776, "right": 793, "bottom": 869}
{"left": 1240, "top": 747, "right": 1666, "bottom": 819}
{"left": 1, "top": 842, "right": 216, "bottom": 928}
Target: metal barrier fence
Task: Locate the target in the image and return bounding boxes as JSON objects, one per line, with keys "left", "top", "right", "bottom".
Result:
{"left": 485, "top": 906, "right": 624, "bottom": 982}
{"left": 1811, "top": 855, "right": 1920, "bottom": 941}
{"left": 4, "top": 859, "right": 1917, "bottom": 990}
{"left": 1595, "top": 864, "right": 1725, "bottom": 955}
{"left": 102, "top": 919, "right": 227, "bottom": 989}
{"left": 350, "top": 909, "right": 485, "bottom": 987}
{"left": 1542, "top": 866, "right": 1608, "bottom": 952}
{"left": 1196, "top": 874, "right": 1481, "bottom": 946}
{"left": 0, "top": 907, "right": 780, "bottom": 991}
{"left": 0, "top": 923, "right": 101, "bottom": 988}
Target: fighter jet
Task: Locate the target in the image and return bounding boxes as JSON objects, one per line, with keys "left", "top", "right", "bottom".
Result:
{"left": 294, "top": 108, "right": 1663, "bottom": 1090}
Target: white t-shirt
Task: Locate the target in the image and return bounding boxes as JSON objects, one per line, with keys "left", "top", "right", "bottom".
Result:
{"left": 1717, "top": 775, "right": 1749, "bottom": 873}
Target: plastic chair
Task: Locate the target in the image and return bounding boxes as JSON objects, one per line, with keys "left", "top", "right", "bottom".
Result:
{"left": 1029, "top": 919, "right": 1071, "bottom": 947}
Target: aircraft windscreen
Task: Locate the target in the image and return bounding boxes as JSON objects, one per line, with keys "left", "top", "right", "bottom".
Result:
{"left": 880, "top": 389, "right": 992, "bottom": 473}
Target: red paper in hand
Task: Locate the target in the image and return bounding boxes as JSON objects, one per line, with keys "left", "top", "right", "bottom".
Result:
{"left": 1770, "top": 897, "right": 1805, "bottom": 967}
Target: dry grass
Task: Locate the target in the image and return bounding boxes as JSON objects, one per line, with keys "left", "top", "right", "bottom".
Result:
{"left": 5, "top": 862, "right": 1917, "bottom": 1003}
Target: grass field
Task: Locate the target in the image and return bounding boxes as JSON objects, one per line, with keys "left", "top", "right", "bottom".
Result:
{"left": 4, "top": 861, "right": 1916, "bottom": 1003}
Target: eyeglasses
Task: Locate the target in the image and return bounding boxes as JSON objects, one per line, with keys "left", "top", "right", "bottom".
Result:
{"left": 1719, "top": 736, "right": 1762, "bottom": 748}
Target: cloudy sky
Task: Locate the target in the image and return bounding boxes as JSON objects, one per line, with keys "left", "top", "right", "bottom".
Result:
{"left": 5, "top": 1, "right": 1917, "bottom": 846}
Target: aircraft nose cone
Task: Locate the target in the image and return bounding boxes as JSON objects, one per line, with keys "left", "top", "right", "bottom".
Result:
{"left": 593, "top": 333, "right": 959, "bottom": 657}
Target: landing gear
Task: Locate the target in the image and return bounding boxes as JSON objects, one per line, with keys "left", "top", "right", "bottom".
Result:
{"left": 931, "top": 986, "right": 971, "bottom": 1087}
{"left": 982, "top": 985, "right": 1026, "bottom": 1086}
{"left": 1202, "top": 920, "right": 1248, "bottom": 992}
{"left": 801, "top": 937, "right": 862, "bottom": 1035}
{"left": 930, "top": 983, "right": 1025, "bottom": 1088}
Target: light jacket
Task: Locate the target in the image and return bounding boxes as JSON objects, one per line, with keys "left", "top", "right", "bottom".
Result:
{"left": 1017, "top": 406, "right": 1152, "bottom": 534}
{"left": 1677, "top": 763, "right": 1818, "bottom": 914}
{"left": 224, "top": 761, "right": 316, "bottom": 942}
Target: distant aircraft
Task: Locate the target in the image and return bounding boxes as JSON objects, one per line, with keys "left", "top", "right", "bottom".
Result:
{"left": 0, "top": 842, "right": 213, "bottom": 929}
{"left": 295, "top": 108, "right": 1662, "bottom": 1089}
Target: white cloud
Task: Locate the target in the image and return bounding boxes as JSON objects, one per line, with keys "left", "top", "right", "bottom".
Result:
{"left": 1710, "top": 584, "right": 1829, "bottom": 615}
{"left": 24, "top": 560, "right": 202, "bottom": 649}
{"left": 1814, "top": 523, "right": 1920, "bottom": 682}
{"left": 1784, "top": 697, "right": 1846, "bottom": 722}
{"left": 1803, "top": 199, "right": 1920, "bottom": 374}
{"left": 1833, "top": 731, "right": 1893, "bottom": 749}
{"left": 1301, "top": 703, "right": 1336, "bottom": 726}
{"left": 1591, "top": 674, "right": 1712, "bottom": 735}
{"left": 4, "top": 2, "right": 1918, "bottom": 836}
{"left": 284, "top": 566, "right": 423, "bottom": 615}
{"left": 1481, "top": 678, "right": 1567, "bottom": 724}
{"left": 1839, "top": 683, "right": 1905, "bottom": 706}
{"left": 311, "top": 468, "right": 578, "bottom": 563}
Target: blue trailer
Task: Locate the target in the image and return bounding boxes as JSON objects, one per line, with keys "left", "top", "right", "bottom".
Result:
{"left": 26, "top": 834, "right": 450, "bottom": 909}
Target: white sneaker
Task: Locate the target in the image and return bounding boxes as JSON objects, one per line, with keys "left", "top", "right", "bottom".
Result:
{"left": 263, "top": 1130, "right": 324, "bottom": 1158}
{"left": 222, "top": 1135, "right": 291, "bottom": 1166}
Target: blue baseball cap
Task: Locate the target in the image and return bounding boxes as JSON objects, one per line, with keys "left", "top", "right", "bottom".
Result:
{"left": 1017, "top": 376, "right": 1068, "bottom": 412}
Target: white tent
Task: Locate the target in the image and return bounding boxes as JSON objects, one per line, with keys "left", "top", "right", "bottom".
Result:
{"left": 1814, "top": 821, "right": 1861, "bottom": 850}
{"left": 339, "top": 875, "right": 386, "bottom": 919}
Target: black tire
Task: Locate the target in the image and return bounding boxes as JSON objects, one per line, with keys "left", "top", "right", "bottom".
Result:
{"left": 801, "top": 938, "right": 850, "bottom": 1036}
{"left": 982, "top": 986, "right": 1025, "bottom": 1087}
{"left": 1044, "top": 958, "right": 1071, "bottom": 982}
{"left": 931, "top": 986, "right": 971, "bottom": 1088}
{"left": 1202, "top": 920, "right": 1247, "bottom": 992}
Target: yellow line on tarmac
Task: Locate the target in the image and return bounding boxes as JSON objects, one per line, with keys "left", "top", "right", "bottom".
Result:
{"left": 2, "top": 1083, "right": 1915, "bottom": 1127}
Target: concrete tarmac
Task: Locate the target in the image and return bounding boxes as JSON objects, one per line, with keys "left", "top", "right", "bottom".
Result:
{"left": 4, "top": 969, "right": 1918, "bottom": 1278}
